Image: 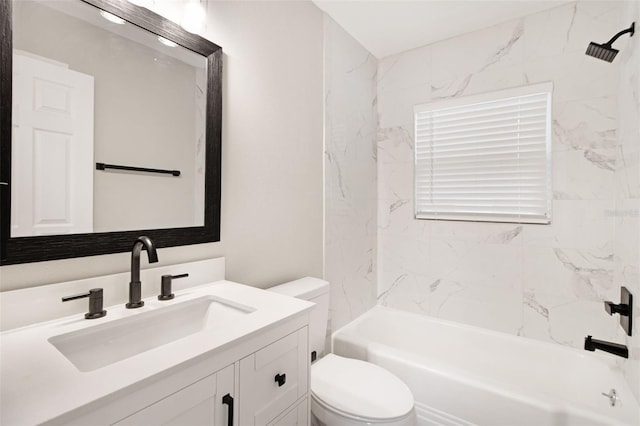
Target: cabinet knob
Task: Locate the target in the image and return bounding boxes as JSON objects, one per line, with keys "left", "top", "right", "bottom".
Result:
{"left": 274, "top": 373, "right": 286, "bottom": 387}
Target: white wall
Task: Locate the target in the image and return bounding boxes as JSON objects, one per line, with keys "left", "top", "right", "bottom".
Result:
{"left": 0, "top": 0, "right": 324, "bottom": 291}
{"left": 376, "top": 1, "right": 625, "bottom": 349}
{"left": 615, "top": 0, "right": 640, "bottom": 403}
{"left": 324, "top": 15, "right": 378, "bottom": 332}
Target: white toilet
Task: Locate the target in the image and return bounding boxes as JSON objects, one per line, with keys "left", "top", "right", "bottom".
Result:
{"left": 270, "top": 278, "right": 416, "bottom": 426}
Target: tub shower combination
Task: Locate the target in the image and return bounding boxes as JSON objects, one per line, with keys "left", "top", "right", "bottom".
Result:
{"left": 332, "top": 307, "right": 639, "bottom": 426}
{"left": 327, "top": 21, "right": 640, "bottom": 426}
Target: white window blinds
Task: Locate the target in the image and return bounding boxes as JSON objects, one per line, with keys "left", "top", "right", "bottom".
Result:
{"left": 414, "top": 83, "right": 552, "bottom": 224}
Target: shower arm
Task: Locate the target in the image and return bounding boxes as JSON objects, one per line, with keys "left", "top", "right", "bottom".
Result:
{"left": 603, "top": 22, "right": 635, "bottom": 46}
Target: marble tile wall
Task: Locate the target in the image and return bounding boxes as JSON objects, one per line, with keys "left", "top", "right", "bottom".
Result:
{"left": 324, "top": 16, "right": 378, "bottom": 333}
{"left": 377, "top": 1, "right": 628, "bottom": 348}
{"left": 615, "top": 0, "right": 640, "bottom": 403}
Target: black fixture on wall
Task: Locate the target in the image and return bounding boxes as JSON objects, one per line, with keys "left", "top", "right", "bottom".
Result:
{"left": 584, "top": 335, "right": 628, "bottom": 359}
{"left": 604, "top": 286, "right": 633, "bottom": 336}
{"left": 585, "top": 22, "right": 635, "bottom": 62}
{"left": 0, "top": 0, "right": 223, "bottom": 265}
{"left": 96, "top": 162, "right": 181, "bottom": 177}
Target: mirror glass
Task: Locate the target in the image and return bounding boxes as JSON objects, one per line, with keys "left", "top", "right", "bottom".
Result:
{"left": 11, "top": 0, "right": 207, "bottom": 237}
{"left": 0, "top": 0, "right": 222, "bottom": 265}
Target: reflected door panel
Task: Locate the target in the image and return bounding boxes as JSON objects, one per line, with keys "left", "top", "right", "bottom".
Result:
{"left": 11, "top": 52, "right": 94, "bottom": 236}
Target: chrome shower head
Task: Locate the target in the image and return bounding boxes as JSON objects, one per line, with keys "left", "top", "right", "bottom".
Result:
{"left": 586, "top": 22, "right": 635, "bottom": 63}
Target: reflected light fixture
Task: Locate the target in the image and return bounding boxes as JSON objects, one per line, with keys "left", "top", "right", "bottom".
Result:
{"left": 99, "top": 10, "right": 126, "bottom": 24}
{"left": 182, "top": 0, "right": 205, "bottom": 34}
{"left": 158, "top": 36, "right": 177, "bottom": 47}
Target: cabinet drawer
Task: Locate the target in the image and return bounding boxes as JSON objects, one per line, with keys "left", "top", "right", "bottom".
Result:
{"left": 268, "top": 398, "right": 308, "bottom": 426}
{"left": 239, "top": 327, "right": 308, "bottom": 426}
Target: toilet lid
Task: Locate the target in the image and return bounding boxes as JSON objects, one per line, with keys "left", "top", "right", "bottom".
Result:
{"left": 311, "top": 354, "right": 414, "bottom": 420}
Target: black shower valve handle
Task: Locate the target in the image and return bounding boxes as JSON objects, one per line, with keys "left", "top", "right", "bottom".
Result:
{"left": 604, "top": 301, "right": 630, "bottom": 317}
{"left": 607, "top": 287, "right": 633, "bottom": 336}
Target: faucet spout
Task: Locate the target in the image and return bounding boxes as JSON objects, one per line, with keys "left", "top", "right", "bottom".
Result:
{"left": 584, "top": 335, "right": 628, "bottom": 358}
{"left": 126, "top": 236, "right": 159, "bottom": 309}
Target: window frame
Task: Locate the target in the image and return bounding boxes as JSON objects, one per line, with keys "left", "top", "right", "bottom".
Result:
{"left": 413, "top": 82, "right": 553, "bottom": 224}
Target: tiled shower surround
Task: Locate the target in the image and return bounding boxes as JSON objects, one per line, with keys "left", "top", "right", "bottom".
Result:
{"left": 324, "top": 16, "right": 378, "bottom": 332}
{"left": 376, "top": 0, "right": 627, "bottom": 346}
{"left": 325, "top": 0, "right": 638, "bottom": 399}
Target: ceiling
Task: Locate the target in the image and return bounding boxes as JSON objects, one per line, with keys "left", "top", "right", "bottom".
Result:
{"left": 312, "top": 0, "right": 571, "bottom": 58}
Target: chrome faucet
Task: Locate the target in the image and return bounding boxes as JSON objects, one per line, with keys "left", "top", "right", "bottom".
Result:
{"left": 126, "top": 236, "right": 158, "bottom": 309}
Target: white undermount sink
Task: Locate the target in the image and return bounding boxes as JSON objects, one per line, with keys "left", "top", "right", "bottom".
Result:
{"left": 48, "top": 295, "right": 255, "bottom": 372}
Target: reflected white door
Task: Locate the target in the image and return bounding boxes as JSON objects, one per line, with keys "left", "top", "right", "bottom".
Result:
{"left": 11, "top": 52, "right": 94, "bottom": 237}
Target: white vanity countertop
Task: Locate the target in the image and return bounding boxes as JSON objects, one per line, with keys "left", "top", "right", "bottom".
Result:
{"left": 0, "top": 280, "right": 313, "bottom": 425}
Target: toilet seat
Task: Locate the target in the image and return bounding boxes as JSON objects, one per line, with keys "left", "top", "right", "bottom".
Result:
{"left": 311, "top": 354, "right": 414, "bottom": 422}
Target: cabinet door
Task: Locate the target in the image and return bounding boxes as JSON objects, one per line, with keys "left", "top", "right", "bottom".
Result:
{"left": 215, "top": 364, "right": 236, "bottom": 426}
{"left": 114, "top": 364, "right": 235, "bottom": 426}
{"left": 239, "top": 327, "right": 309, "bottom": 426}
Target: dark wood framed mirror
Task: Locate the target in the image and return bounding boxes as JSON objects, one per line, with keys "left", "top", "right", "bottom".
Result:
{"left": 0, "top": 0, "right": 222, "bottom": 265}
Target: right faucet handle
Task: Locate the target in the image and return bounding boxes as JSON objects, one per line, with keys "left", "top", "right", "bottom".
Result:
{"left": 158, "top": 273, "right": 189, "bottom": 300}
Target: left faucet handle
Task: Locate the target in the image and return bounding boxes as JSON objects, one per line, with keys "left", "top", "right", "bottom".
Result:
{"left": 62, "top": 288, "right": 107, "bottom": 319}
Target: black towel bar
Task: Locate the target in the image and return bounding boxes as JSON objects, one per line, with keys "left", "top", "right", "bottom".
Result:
{"left": 96, "top": 162, "right": 180, "bottom": 177}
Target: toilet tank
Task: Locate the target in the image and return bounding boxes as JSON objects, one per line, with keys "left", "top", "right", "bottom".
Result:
{"left": 269, "top": 277, "right": 329, "bottom": 359}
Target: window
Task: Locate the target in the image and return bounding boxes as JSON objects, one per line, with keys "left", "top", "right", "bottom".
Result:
{"left": 414, "top": 83, "right": 552, "bottom": 224}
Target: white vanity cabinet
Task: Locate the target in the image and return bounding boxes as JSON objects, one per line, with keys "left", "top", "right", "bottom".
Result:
{"left": 51, "top": 325, "right": 309, "bottom": 426}
{"left": 113, "top": 327, "right": 311, "bottom": 426}
{"left": 110, "top": 327, "right": 310, "bottom": 426}
{"left": 1, "top": 279, "right": 314, "bottom": 426}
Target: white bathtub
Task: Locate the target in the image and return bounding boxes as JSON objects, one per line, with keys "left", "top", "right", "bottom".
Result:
{"left": 332, "top": 306, "right": 639, "bottom": 426}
